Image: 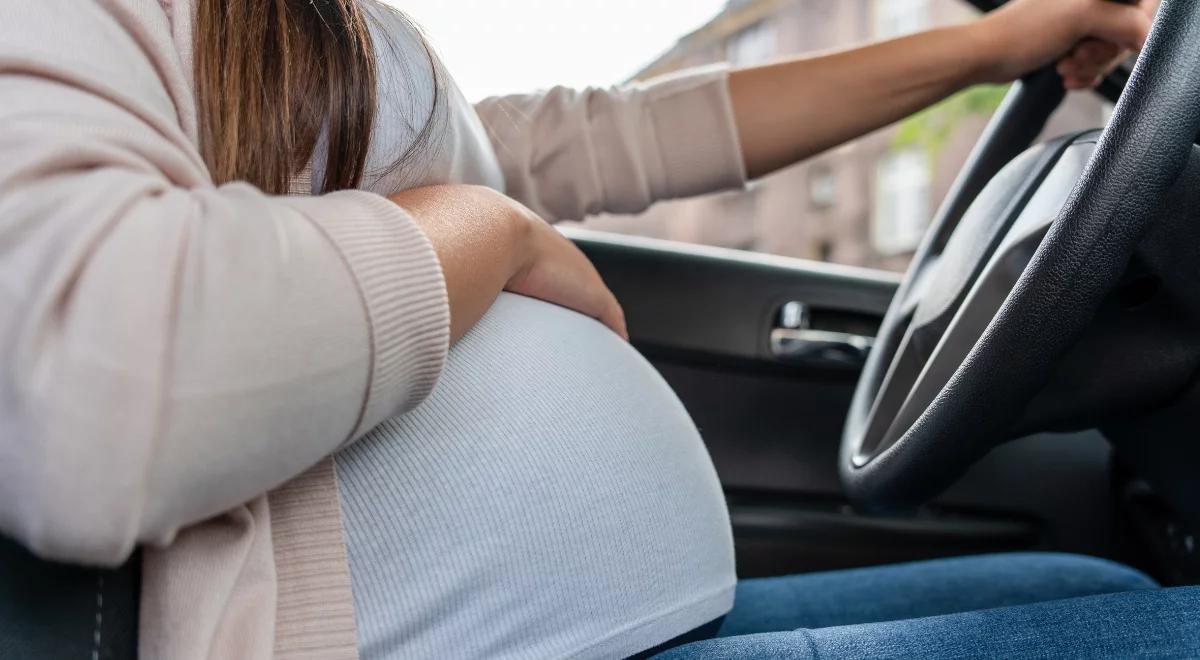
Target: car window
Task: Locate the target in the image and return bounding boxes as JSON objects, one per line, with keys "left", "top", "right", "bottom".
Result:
{"left": 397, "top": 0, "right": 1113, "bottom": 273}
{"left": 580, "top": 0, "right": 1113, "bottom": 273}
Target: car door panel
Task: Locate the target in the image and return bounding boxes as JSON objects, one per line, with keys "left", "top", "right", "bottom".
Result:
{"left": 570, "top": 227, "right": 1115, "bottom": 578}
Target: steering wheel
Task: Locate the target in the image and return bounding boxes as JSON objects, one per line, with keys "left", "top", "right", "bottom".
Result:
{"left": 840, "top": 0, "right": 1200, "bottom": 511}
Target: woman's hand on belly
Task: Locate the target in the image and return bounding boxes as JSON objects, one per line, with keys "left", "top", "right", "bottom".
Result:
{"left": 390, "top": 184, "right": 626, "bottom": 343}
{"left": 504, "top": 213, "right": 628, "bottom": 341}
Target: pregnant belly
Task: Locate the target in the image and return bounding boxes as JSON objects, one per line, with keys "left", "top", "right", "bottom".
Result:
{"left": 334, "top": 293, "right": 735, "bottom": 660}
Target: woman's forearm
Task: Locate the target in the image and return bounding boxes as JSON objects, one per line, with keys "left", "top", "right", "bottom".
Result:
{"left": 729, "top": 25, "right": 987, "bottom": 179}
{"left": 391, "top": 185, "right": 530, "bottom": 344}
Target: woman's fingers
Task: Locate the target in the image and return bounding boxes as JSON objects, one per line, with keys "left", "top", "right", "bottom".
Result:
{"left": 1056, "top": 0, "right": 1160, "bottom": 91}
{"left": 1082, "top": 0, "right": 1154, "bottom": 51}
{"left": 570, "top": 247, "right": 628, "bottom": 339}
{"left": 597, "top": 290, "right": 629, "bottom": 341}
{"left": 1069, "top": 39, "right": 1123, "bottom": 71}
{"left": 505, "top": 220, "right": 629, "bottom": 339}
{"left": 1057, "top": 38, "right": 1124, "bottom": 89}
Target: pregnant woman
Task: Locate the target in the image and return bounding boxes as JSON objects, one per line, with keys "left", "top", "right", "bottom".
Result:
{"left": 0, "top": 0, "right": 1165, "bottom": 658}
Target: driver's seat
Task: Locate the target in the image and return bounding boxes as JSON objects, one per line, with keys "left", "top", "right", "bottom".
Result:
{"left": 0, "top": 535, "right": 139, "bottom": 659}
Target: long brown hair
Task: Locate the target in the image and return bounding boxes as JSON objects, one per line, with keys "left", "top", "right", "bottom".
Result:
{"left": 193, "top": 0, "right": 383, "bottom": 195}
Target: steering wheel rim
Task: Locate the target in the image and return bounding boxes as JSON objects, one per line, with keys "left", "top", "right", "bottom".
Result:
{"left": 840, "top": 0, "right": 1200, "bottom": 512}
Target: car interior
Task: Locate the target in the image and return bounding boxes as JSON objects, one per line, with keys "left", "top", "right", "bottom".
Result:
{"left": 3, "top": 0, "right": 1200, "bottom": 657}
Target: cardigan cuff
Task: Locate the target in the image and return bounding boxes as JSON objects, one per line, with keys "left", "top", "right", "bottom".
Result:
{"left": 638, "top": 63, "right": 749, "bottom": 201}
{"left": 281, "top": 190, "right": 450, "bottom": 441}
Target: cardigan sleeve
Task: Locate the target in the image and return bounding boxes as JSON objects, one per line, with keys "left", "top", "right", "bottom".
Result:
{"left": 474, "top": 65, "right": 749, "bottom": 223}
{"left": 0, "top": 0, "right": 449, "bottom": 565}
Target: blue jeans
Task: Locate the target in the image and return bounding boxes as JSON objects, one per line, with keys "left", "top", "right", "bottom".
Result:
{"left": 655, "top": 552, "right": 1200, "bottom": 659}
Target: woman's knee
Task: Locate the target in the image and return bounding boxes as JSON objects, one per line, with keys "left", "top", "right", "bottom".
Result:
{"left": 988, "top": 551, "right": 1157, "bottom": 593}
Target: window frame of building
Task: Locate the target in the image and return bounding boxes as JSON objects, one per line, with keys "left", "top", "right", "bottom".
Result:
{"left": 872, "top": 148, "right": 932, "bottom": 256}
{"left": 808, "top": 165, "right": 837, "bottom": 209}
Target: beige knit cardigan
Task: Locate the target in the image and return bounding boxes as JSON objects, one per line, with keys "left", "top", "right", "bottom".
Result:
{"left": 0, "top": 0, "right": 747, "bottom": 657}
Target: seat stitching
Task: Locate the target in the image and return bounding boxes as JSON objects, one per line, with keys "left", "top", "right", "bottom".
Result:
{"left": 91, "top": 574, "right": 104, "bottom": 660}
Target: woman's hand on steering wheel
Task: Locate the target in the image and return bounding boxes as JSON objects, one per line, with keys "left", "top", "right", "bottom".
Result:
{"left": 975, "top": 0, "right": 1158, "bottom": 89}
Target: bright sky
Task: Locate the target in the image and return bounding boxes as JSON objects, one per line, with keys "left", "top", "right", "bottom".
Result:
{"left": 384, "top": 0, "right": 727, "bottom": 102}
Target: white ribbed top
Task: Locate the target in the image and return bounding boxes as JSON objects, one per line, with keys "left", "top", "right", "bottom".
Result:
{"left": 336, "top": 294, "right": 736, "bottom": 659}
